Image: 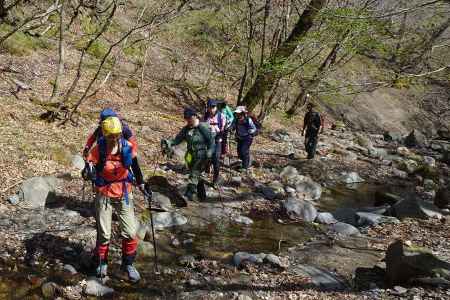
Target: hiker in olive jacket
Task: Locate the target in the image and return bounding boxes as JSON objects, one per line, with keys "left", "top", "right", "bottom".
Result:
{"left": 163, "top": 108, "right": 214, "bottom": 201}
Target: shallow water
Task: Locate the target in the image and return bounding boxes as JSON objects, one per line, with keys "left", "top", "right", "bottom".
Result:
{"left": 0, "top": 182, "right": 413, "bottom": 298}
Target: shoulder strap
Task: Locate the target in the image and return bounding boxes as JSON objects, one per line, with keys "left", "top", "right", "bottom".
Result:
{"left": 218, "top": 112, "right": 223, "bottom": 131}
{"left": 97, "top": 137, "right": 107, "bottom": 173}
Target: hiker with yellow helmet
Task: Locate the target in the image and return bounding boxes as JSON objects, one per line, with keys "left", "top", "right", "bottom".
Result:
{"left": 161, "top": 108, "right": 215, "bottom": 202}
{"left": 86, "top": 116, "right": 146, "bottom": 283}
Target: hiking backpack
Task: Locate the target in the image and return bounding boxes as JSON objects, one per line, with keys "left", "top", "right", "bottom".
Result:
{"left": 246, "top": 113, "right": 262, "bottom": 136}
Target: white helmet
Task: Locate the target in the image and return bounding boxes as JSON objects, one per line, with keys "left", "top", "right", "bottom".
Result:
{"left": 235, "top": 106, "right": 247, "bottom": 114}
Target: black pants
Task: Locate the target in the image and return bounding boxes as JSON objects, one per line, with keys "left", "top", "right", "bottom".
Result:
{"left": 237, "top": 136, "right": 253, "bottom": 169}
{"left": 305, "top": 130, "right": 319, "bottom": 159}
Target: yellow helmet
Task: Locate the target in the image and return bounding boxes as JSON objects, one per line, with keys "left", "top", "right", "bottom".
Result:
{"left": 101, "top": 116, "right": 122, "bottom": 136}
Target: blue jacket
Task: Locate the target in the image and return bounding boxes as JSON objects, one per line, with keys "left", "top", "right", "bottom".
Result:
{"left": 234, "top": 117, "right": 256, "bottom": 139}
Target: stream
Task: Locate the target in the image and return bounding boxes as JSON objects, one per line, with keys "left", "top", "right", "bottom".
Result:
{"left": 0, "top": 182, "right": 413, "bottom": 299}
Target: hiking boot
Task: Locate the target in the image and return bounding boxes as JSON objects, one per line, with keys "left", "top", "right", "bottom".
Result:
{"left": 96, "top": 262, "right": 108, "bottom": 278}
{"left": 121, "top": 264, "right": 141, "bottom": 283}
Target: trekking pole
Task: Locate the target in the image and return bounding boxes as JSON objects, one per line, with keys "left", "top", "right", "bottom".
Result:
{"left": 142, "top": 188, "right": 160, "bottom": 274}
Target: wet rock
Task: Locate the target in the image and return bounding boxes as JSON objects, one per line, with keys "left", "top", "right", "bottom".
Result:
{"left": 282, "top": 198, "right": 317, "bottom": 222}
{"left": 152, "top": 212, "right": 188, "bottom": 229}
{"left": 232, "top": 215, "right": 254, "bottom": 225}
{"left": 358, "top": 205, "right": 390, "bottom": 215}
{"left": 18, "top": 176, "right": 58, "bottom": 209}
{"left": 315, "top": 212, "right": 338, "bottom": 224}
{"left": 332, "top": 208, "right": 358, "bottom": 226}
{"left": 330, "top": 222, "right": 360, "bottom": 236}
{"left": 84, "top": 278, "right": 114, "bottom": 297}
{"left": 340, "top": 172, "right": 364, "bottom": 184}
{"left": 7, "top": 194, "right": 20, "bottom": 205}
{"left": 152, "top": 192, "right": 173, "bottom": 211}
{"left": 375, "top": 191, "right": 403, "bottom": 206}
{"left": 294, "top": 177, "right": 322, "bottom": 201}
{"left": 405, "top": 129, "right": 428, "bottom": 148}
{"left": 385, "top": 240, "right": 450, "bottom": 285}
{"left": 390, "top": 198, "right": 442, "bottom": 220}
{"left": 356, "top": 212, "right": 400, "bottom": 227}
{"left": 233, "top": 252, "right": 266, "bottom": 267}
{"left": 293, "top": 264, "right": 347, "bottom": 291}
{"left": 63, "top": 264, "right": 77, "bottom": 275}
{"left": 72, "top": 154, "right": 85, "bottom": 170}
{"left": 434, "top": 188, "right": 450, "bottom": 209}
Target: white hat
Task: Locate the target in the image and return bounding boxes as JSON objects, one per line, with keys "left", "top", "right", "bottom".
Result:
{"left": 235, "top": 106, "right": 247, "bottom": 113}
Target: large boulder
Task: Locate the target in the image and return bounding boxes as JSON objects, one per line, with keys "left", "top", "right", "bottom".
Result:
{"left": 356, "top": 212, "right": 400, "bottom": 227}
{"left": 339, "top": 172, "right": 364, "bottom": 184}
{"left": 434, "top": 188, "right": 450, "bottom": 209}
{"left": 390, "top": 198, "right": 442, "bottom": 220}
{"left": 84, "top": 278, "right": 114, "bottom": 296}
{"left": 294, "top": 177, "right": 322, "bottom": 201}
{"left": 404, "top": 129, "right": 428, "bottom": 148}
{"left": 315, "top": 212, "right": 338, "bottom": 224}
{"left": 152, "top": 212, "right": 188, "bottom": 229}
{"left": 330, "top": 222, "right": 360, "bottom": 236}
{"left": 385, "top": 240, "right": 450, "bottom": 285}
{"left": 282, "top": 198, "right": 317, "bottom": 222}
{"left": 271, "top": 129, "right": 292, "bottom": 143}
{"left": 18, "top": 176, "right": 58, "bottom": 209}
{"left": 384, "top": 131, "right": 404, "bottom": 143}
{"left": 280, "top": 166, "right": 299, "bottom": 184}
{"left": 152, "top": 192, "right": 173, "bottom": 211}
{"left": 332, "top": 208, "right": 358, "bottom": 226}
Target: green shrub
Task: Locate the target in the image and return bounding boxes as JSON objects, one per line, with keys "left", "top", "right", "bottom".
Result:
{"left": 0, "top": 25, "right": 51, "bottom": 56}
{"left": 126, "top": 79, "right": 139, "bottom": 88}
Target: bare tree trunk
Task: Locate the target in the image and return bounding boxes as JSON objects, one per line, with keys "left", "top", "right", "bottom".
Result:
{"left": 49, "top": 0, "right": 65, "bottom": 102}
{"left": 285, "top": 40, "right": 341, "bottom": 116}
{"left": 260, "top": 0, "right": 270, "bottom": 67}
{"left": 241, "top": 0, "right": 326, "bottom": 112}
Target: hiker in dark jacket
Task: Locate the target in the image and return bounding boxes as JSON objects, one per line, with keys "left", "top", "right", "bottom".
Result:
{"left": 162, "top": 108, "right": 214, "bottom": 201}
{"left": 232, "top": 106, "right": 257, "bottom": 172}
{"left": 302, "top": 102, "right": 324, "bottom": 159}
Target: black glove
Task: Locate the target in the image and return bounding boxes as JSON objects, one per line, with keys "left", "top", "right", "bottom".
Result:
{"left": 161, "top": 139, "right": 174, "bottom": 159}
{"left": 81, "top": 162, "right": 96, "bottom": 181}
{"left": 143, "top": 182, "right": 153, "bottom": 202}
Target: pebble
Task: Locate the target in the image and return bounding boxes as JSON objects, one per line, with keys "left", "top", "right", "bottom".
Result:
{"left": 393, "top": 285, "right": 408, "bottom": 295}
{"left": 188, "top": 279, "right": 201, "bottom": 286}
